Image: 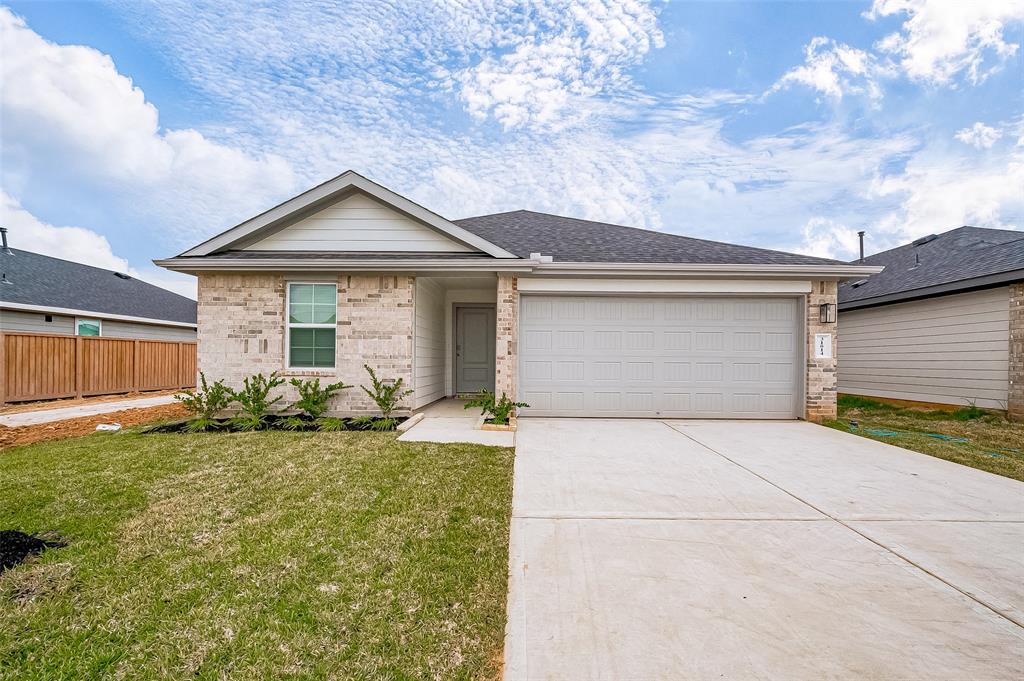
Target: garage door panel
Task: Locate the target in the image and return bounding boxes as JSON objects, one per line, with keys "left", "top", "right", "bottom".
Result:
{"left": 519, "top": 295, "right": 802, "bottom": 419}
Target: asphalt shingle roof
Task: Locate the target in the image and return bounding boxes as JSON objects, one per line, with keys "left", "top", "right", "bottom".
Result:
{"left": 838, "top": 226, "right": 1024, "bottom": 308}
{"left": 1, "top": 249, "right": 197, "bottom": 324}
{"left": 454, "top": 209, "right": 841, "bottom": 265}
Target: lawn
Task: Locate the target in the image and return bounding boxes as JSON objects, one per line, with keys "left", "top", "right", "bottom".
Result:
{"left": 0, "top": 430, "right": 514, "bottom": 680}
{"left": 826, "top": 395, "right": 1024, "bottom": 482}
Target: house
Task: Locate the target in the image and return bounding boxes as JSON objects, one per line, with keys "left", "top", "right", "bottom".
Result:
{"left": 838, "top": 226, "right": 1023, "bottom": 421}
{"left": 0, "top": 231, "right": 197, "bottom": 341}
{"left": 155, "top": 171, "right": 881, "bottom": 421}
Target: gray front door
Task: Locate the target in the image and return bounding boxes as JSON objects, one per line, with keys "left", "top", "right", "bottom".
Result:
{"left": 456, "top": 305, "right": 496, "bottom": 394}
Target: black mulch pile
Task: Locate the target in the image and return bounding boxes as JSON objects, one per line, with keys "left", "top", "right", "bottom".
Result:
{"left": 0, "top": 530, "right": 65, "bottom": 574}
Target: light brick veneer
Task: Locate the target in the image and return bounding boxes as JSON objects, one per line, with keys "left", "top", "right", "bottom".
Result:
{"left": 495, "top": 273, "right": 519, "bottom": 399}
{"left": 196, "top": 273, "right": 414, "bottom": 416}
{"left": 1010, "top": 282, "right": 1023, "bottom": 422}
{"left": 806, "top": 280, "right": 838, "bottom": 422}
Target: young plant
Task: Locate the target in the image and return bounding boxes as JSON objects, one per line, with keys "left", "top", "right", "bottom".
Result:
{"left": 360, "top": 364, "right": 413, "bottom": 421}
{"left": 288, "top": 377, "right": 351, "bottom": 419}
{"left": 464, "top": 390, "right": 528, "bottom": 425}
{"left": 316, "top": 417, "right": 348, "bottom": 432}
{"left": 230, "top": 372, "right": 285, "bottom": 431}
{"left": 175, "top": 373, "right": 233, "bottom": 432}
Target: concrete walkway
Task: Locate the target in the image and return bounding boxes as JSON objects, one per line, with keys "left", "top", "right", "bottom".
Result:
{"left": 0, "top": 395, "right": 178, "bottom": 427}
{"left": 505, "top": 419, "right": 1024, "bottom": 680}
{"left": 398, "top": 398, "right": 515, "bottom": 446}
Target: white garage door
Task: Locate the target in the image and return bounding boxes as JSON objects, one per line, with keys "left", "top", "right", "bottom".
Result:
{"left": 518, "top": 295, "right": 803, "bottom": 418}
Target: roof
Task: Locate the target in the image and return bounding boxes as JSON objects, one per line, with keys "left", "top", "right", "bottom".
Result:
{"left": 838, "top": 226, "right": 1024, "bottom": 310}
{"left": 157, "top": 171, "right": 879, "bottom": 278}
{"left": 454, "top": 209, "right": 842, "bottom": 266}
{"left": 1, "top": 248, "right": 197, "bottom": 325}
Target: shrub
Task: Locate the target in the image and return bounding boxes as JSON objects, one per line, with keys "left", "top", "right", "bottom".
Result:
{"left": 175, "top": 373, "right": 233, "bottom": 432}
{"left": 464, "top": 390, "right": 528, "bottom": 425}
{"left": 288, "top": 377, "right": 351, "bottom": 419}
{"left": 230, "top": 372, "right": 285, "bottom": 431}
{"left": 360, "top": 364, "right": 413, "bottom": 420}
{"left": 952, "top": 400, "right": 988, "bottom": 421}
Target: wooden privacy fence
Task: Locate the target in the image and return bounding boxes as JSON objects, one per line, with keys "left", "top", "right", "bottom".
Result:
{"left": 0, "top": 331, "right": 197, "bottom": 405}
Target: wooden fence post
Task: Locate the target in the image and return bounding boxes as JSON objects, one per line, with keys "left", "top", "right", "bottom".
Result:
{"left": 177, "top": 341, "right": 185, "bottom": 388}
{"left": 0, "top": 332, "right": 6, "bottom": 407}
{"left": 133, "top": 340, "right": 141, "bottom": 393}
{"left": 74, "top": 335, "right": 83, "bottom": 399}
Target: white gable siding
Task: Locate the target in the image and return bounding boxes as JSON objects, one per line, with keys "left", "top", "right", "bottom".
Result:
{"left": 838, "top": 286, "right": 1010, "bottom": 409}
{"left": 244, "top": 193, "right": 474, "bottom": 252}
{"left": 413, "top": 278, "right": 446, "bottom": 408}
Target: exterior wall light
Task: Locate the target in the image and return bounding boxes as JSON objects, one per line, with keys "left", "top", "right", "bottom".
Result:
{"left": 819, "top": 303, "right": 837, "bottom": 324}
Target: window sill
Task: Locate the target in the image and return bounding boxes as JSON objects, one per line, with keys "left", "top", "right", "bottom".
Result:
{"left": 281, "top": 369, "right": 338, "bottom": 378}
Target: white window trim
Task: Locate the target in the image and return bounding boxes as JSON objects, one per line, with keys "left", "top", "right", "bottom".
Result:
{"left": 285, "top": 281, "right": 338, "bottom": 370}
{"left": 75, "top": 317, "right": 102, "bottom": 337}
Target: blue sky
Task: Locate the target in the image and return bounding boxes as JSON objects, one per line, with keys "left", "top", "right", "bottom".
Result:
{"left": 1, "top": 0, "right": 1021, "bottom": 298}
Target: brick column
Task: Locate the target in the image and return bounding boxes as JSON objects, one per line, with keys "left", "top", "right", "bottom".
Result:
{"left": 806, "top": 280, "right": 838, "bottom": 422}
{"left": 1010, "top": 282, "right": 1024, "bottom": 422}
{"left": 495, "top": 273, "right": 519, "bottom": 399}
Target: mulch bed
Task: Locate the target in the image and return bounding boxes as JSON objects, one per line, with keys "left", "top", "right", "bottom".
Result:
{"left": 0, "top": 530, "right": 65, "bottom": 573}
{"left": 0, "top": 404, "right": 188, "bottom": 450}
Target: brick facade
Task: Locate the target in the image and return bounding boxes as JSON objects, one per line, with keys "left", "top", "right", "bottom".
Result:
{"left": 1010, "top": 282, "right": 1023, "bottom": 422}
{"left": 495, "top": 273, "right": 519, "bottom": 399}
{"left": 196, "top": 273, "right": 414, "bottom": 416}
{"left": 197, "top": 271, "right": 840, "bottom": 421}
{"left": 805, "top": 280, "right": 838, "bottom": 422}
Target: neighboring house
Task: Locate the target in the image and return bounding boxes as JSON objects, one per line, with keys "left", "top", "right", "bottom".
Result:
{"left": 0, "top": 237, "right": 197, "bottom": 341}
{"left": 838, "top": 226, "right": 1023, "bottom": 420}
{"left": 156, "top": 171, "right": 880, "bottom": 421}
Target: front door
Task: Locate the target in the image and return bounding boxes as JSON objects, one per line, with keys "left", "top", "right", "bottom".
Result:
{"left": 455, "top": 305, "right": 496, "bottom": 394}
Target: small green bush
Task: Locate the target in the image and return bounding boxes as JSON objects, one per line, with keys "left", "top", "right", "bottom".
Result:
{"left": 230, "top": 372, "right": 285, "bottom": 431}
{"left": 952, "top": 401, "right": 988, "bottom": 421}
{"left": 289, "top": 377, "right": 351, "bottom": 419}
{"left": 464, "top": 390, "right": 529, "bottom": 425}
{"left": 315, "top": 417, "right": 348, "bottom": 432}
{"left": 360, "top": 365, "right": 413, "bottom": 420}
{"left": 175, "top": 373, "right": 233, "bottom": 432}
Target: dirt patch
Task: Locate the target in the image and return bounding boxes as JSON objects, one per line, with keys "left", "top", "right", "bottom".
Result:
{"left": 0, "top": 530, "right": 65, "bottom": 573}
{"left": 0, "top": 404, "right": 188, "bottom": 450}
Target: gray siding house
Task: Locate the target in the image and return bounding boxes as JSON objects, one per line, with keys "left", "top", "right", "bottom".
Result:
{"left": 156, "top": 171, "right": 881, "bottom": 422}
{"left": 838, "top": 227, "right": 1023, "bottom": 420}
{"left": 1, "top": 239, "right": 197, "bottom": 341}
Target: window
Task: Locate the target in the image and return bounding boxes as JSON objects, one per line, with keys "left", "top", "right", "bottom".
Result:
{"left": 287, "top": 283, "right": 337, "bottom": 368}
{"left": 76, "top": 318, "right": 101, "bottom": 336}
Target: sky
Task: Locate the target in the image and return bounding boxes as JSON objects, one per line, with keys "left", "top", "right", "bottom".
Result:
{"left": 1, "top": 0, "right": 1022, "bottom": 300}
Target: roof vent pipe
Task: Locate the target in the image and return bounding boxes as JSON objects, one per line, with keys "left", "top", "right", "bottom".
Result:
{"left": 857, "top": 231, "right": 865, "bottom": 263}
{"left": 0, "top": 227, "right": 12, "bottom": 255}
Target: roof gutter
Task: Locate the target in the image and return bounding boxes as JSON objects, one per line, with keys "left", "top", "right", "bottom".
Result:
{"left": 153, "top": 256, "right": 542, "bottom": 273}
{"left": 155, "top": 256, "right": 883, "bottom": 279}
{"left": 1, "top": 301, "right": 197, "bottom": 328}
{"left": 532, "top": 262, "right": 885, "bottom": 279}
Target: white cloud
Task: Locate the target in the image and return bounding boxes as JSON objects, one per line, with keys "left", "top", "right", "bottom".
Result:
{"left": 452, "top": 0, "right": 665, "bottom": 130}
{"left": 867, "top": 0, "right": 1024, "bottom": 85}
{"left": 954, "top": 122, "right": 1002, "bottom": 149}
{"left": 795, "top": 218, "right": 864, "bottom": 260}
{"left": 0, "top": 7, "right": 296, "bottom": 243}
{"left": 770, "top": 37, "right": 891, "bottom": 101}
{"left": 0, "top": 191, "right": 197, "bottom": 298}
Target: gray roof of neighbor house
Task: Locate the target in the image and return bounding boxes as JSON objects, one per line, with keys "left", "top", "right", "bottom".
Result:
{"left": 454, "top": 210, "right": 842, "bottom": 265}
{"left": 838, "top": 226, "right": 1024, "bottom": 310}
{"left": 1, "top": 248, "right": 197, "bottom": 325}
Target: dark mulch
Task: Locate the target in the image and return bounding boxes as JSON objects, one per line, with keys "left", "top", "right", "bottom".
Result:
{"left": 0, "top": 530, "right": 65, "bottom": 573}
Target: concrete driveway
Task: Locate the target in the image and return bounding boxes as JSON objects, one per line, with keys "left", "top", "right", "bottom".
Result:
{"left": 505, "top": 419, "right": 1024, "bottom": 680}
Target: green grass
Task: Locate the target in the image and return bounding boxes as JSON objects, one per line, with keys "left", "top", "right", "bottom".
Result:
{"left": 826, "top": 395, "right": 1024, "bottom": 481}
{"left": 0, "top": 431, "right": 514, "bottom": 680}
